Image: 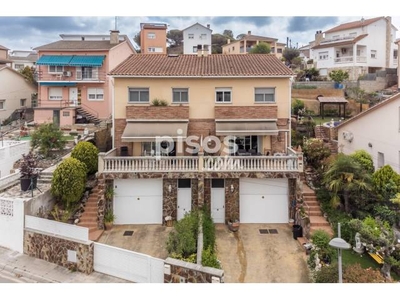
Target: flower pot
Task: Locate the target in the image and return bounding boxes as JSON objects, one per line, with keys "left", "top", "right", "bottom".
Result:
{"left": 20, "top": 176, "right": 37, "bottom": 191}
{"left": 228, "top": 220, "right": 240, "bottom": 232}
{"left": 105, "top": 222, "right": 113, "bottom": 231}
{"left": 166, "top": 219, "right": 173, "bottom": 227}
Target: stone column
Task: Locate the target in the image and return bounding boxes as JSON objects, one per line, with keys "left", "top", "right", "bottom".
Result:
{"left": 97, "top": 174, "right": 106, "bottom": 230}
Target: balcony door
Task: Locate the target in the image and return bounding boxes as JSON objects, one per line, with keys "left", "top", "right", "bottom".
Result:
{"left": 69, "top": 87, "right": 78, "bottom": 106}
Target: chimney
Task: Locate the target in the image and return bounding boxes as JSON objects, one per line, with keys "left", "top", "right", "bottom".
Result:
{"left": 207, "top": 24, "right": 210, "bottom": 29}
{"left": 248, "top": 30, "right": 251, "bottom": 35}
{"left": 227, "top": 39, "right": 231, "bottom": 44}
{"left": 110, "top": 30, "right": 120, "bottom": 45}
{"left": 315, "top": 30, "right": 324, "bottom": 46}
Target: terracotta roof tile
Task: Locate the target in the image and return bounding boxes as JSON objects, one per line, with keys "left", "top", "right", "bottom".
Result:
{"left": 34, "top": 36, "right": 129, "bottom": 51}
{"left": 325, "top": 17, "right": 383, "bottom": 34}
{"left": 110, "top": 54, "right": 294, "bottom": 77}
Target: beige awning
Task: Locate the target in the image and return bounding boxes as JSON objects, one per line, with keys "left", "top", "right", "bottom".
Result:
{"left": 216, "top": 120, "right": 278, "bottom": 136}
{"left": 121, "top": 120, "right": 188, "bottom": 142}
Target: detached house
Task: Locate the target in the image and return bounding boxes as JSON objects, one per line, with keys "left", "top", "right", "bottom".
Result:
{"left": 34, "top": 30, "right": 135, "bottom": 126}
{"left": 182, "top": 22, "right": 212, "bottom": 55}
{"left": 96, "top": 53, "right": 303, "bottom": 228}
{"left": 311, "top": 16, "right": 397, "bottom": 80}
{"left": 140, "top": 23, "right": 168, "bottom": 54}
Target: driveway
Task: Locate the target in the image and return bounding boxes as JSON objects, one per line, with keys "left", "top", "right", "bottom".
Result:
{"left": 215, "top": 224, "right": 310, "bottom": 283}
{"left": 98, "top": 225, "right": 173, "bottom": 259}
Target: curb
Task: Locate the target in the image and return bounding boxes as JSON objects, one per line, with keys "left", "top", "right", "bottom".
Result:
{"left": 0, "top": 262, "right": 58, "bottom": 283}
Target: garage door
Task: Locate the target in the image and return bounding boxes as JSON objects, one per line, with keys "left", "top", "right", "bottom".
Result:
{"left": 240, "top": 178, "right": 288, "bottom": 223}
{"left": 114, "top": 178, "right": 163, "bottom": 224}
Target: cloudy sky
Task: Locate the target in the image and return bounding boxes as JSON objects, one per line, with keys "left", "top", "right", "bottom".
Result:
{"left": 1, "top": 1, "right": 399, "bottom": 51}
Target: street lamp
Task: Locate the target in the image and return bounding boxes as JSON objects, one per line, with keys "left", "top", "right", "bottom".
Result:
{"left": 329, "top": 223, "right": 351, "bottom": 283}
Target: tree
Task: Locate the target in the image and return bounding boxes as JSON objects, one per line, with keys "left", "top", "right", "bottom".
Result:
{"left": 249, "top": 42, "right": 271, "bottom": 54}
{"left": 51, "top": 157, "right": 87, "bottom": 209}
{"left": 302, "top": 138, "right": 331, "bottom": 170}
{"left": 133, "top": 31, "right": 141, "bottom": 48}
{"left": 236, "top": 33, "right": 246, "bottom": 40}
{"left": 71, "top": 141, "right": 99, "bottom": 174}
{"left": 372, "top": 165, "right": 400, "bottom": 201}
{"left": 349, "top": 150, "right": 374, "bottom": 174}
{"left": 282, "top": 47, "right": 300, "bottom": 65}
{"left": 167, "top": 29, "right": 183, "bottom": 47}
{"left": 19, "top": 66, "right": 36, "bottom": 84}
{"left": 30, "top": 123, "right": 66, "bottom": 157}
{"left": 323, "top": 153, "right": 372, "bottom": 213}
{"left": 348, "top": 87, "right": 368, "bottom": 112}
{"left": 211, "top": 33, "right": 228, "bottom": 54}
{"left": 223, "top": 29, "right": 234, "bottom": 40}
{"left": 329, "top": 70, "right": 349, "bottom": 84}
{"left": 349, "top": 217, "right": 399, "bottom": 280}
{"left": 292, "top": 98, "right": 305, "bottom": 115}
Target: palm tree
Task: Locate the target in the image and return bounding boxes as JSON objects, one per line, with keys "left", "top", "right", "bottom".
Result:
{"left": 323, "top": 154, "right": 372, "bottom": 213}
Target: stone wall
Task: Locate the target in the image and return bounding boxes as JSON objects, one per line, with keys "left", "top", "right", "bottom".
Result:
{"left": 126, "top": 106, "right": 189, "bottom": 119}
{"left": 96, "top": 174, "right": 106, "bottom": 230}
{"left": 203, "top": 178, "right": 211, "bottom": 208}
{"left": 225, "top": 178, "right": 239, "bottom": 221}
{"left": 163, "top": 178, "right": 177, "bottom": 222}
{"left": 94, "top": 124, "right": 112, "bottom": 152}
{"left": 191, "top": 178, "right": 199, "bottom": 208}
{"left": 292, "top": 88, "right": 344, "bottom": 100}
{"left": 164, "top": 257, "right": 224, "bottom": 283}
{"left": 359, "top": 78, "right": 387, "bottom": 93}
{"left": 215, "top": 106, "right": 277, "bottom": 119}
{"left": 24, "top": 230, "right": 94, "bottom": 274}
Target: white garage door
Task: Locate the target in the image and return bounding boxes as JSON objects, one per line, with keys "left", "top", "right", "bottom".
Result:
{"left": 114, "top": 178, "right": 163, "bottom": 224}
{"left": 240, "top": 178, "right": 288, "bottom": 223}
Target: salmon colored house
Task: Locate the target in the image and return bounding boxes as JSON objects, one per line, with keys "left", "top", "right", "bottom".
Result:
{"left": 140, "top": 23, "right": 167, "bottom": 54}
{"left": 34, "top": 30, "right": 136, "bottom": 126}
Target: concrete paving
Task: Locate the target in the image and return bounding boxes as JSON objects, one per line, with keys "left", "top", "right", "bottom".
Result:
{"left": 216, "top": 224, "right": 311, "bottom": 283}
{"left": 98, "top": 225, "right": 173, "bottom": 259}
{"left": 0, "top": 246, "right": 130, "bottom": 283}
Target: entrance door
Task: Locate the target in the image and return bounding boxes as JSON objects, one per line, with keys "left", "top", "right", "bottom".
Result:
{"left": 211, "top": 179, "right": 225, "bottom": 223}
{"left": 53, "top": 110, "right": 60, "bottom": 127}
{"left": 69, "top": 87, "right": 78, "bottom": 106}
{"left": 177, "top": 179, "right": 192, "bottom": 220}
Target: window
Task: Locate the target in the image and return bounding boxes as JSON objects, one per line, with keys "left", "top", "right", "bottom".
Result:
{"left": 129, "top": 88, "right": 149, "bottom": 103}
{"left": 200, "top": 34, "right": 207, "bottom": 40}
{"left": 63, "top": 111, "right": 70, "bottom": 117}
{"left": 188, "top": 33, "right": 194, "bottom": 39}
{"left": 193, "top": 46, "right": 198, "bottom": 53}
{"left": 319, "top": 51, "right": 329, "bottom": 60}
{"left": 394, "top": 50, "right": 398, "bottom": 60}
{"left": 48, "top": 65, "right": 63, "bottom": 73}
{"left": 148, "top": 47, "right": 163, "bottom": 53}
{"left": 377, "top": 152, "right": 384, "bottom": 168}
{"left": 142, "top": 141, "right": 172, "bottom": 156}
{"left": 0, "top": 100, "right": 4, "bottom": 110}
{"left": 255, "top": 88, "right": 275, "bottom": 102}
{"left": 87, "top": 88, "right": 104, "bottom": 101}
{"left": 277, "top": 48, "right": 283, "bottom": 54}
{"left": 271, "top": 47, "right": 275, "bottom": 53}
{"left": 172, "top": 88, "right": 188, "bottom": 103}
{"left": 20, "top": 99, "right": 26, "bottom": 107}
{"left": 215, "top": 88, "right": 232, "bottom": 103}
{"left": 147, "top": 32, "right": 156, "bottom": 39}
{"left": 49, "top": 87, "right": 63, "bottom": 100}
{"left": 371, "top": 50, "right": 377, "bottom": 59}
{"left": 15, "top": 64, "right": 24, "bottom": 70}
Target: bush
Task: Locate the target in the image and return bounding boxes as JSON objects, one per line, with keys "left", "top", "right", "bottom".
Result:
{"left": 329, "top": 70, "right": 349, "bottom": 83}
{"left": 292, "top": 99, "right": 305, "bottom": 115}
{"left": 202, "top": 246, "right": 221, "bottom": 269}
{"left": 169, "top": 253, "right": 197, "bottom": 264}
{"left": 343, "top": 264, "right": 385, "bottom": 283}
{"left": 350, "top": 150, "right": 374, "bottom": 174}
{"left": 373, "top": 205, "right": 398, "bottom": 226}
{"left": 315, "top": 263, "right": 338, "bottom": 283}
{"left": 71, "top": 141, "right": 99, "bottom": 174}
{"left": 31, "top": 123, "right": 66, "bottom": 157}
{"left": 303, "top": 138, "right": 331, "bottom": 170}
{"left": 310, "top": 230, "right": 336, "bottom": 264}
{"left": 202, "top": 206, "right": 216, "bottom": 252}
{"left": 51, "top": 157, "right": 87, "bottom": 209}
{"left": 372, "top": 165, "right": 400, "bottom": 201}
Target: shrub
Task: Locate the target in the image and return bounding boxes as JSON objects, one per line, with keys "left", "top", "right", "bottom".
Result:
{"left": 329, "top": 70, "right": 349, "bottom": 83}
{"left": 169, "top": 253, "right": 197, "bottom": 264}
{"left": 31, "top": 123, "right": 66, "bottom": 157}
{"left": 373, "top": 205, "right": 398, "bottom": 226}
{"left": 302, "top": 138, "right": 331, "bottom": 170}
{"left": 315, "top": 263, "right": 338, "bottom": 283}
{"left": 51, "top": 157, "right": 87, "bottom": 209}
{"left": 201, "top": 206, "right": 216, "bottom": 252}
{"left": 372, "top": 165, "right": 400, "bottom": 201}
{"left": 350, "top": 150, "right": 374, "bottom": 174}
{"left": 71, "top": 141, "right": 99, "bottom": 174}
{"left": 292, "top": 99, "right": 305, "bottom": 115}
{"left": 202, "top": 246, "right": 221, "bottom": 269}
{"left": 343, "top": 264, "right": 385, "bottom": 283}
{"left": 151, "top": 98, "right": 168, "bottom": 106}
{"left": 310, "top": 230, "right": 336, "bottom": 264}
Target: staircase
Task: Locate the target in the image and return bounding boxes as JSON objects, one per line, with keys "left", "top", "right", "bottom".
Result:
{"left": 76, "top": 107, "right": 101, "bottom": 124}
{"left": 300, "top": 175, "right": 334, "bottom": 237}
{"left": 38, "top": 171, "right": 53, "bottom": 184}
{"left": 77, "top": 187, "right": 104, "bottom": 241}
{"left": 314, "top": 125, "right": 338, "bottom": 154}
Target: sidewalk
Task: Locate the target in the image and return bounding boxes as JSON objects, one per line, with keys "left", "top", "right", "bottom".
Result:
{"left": 0, "top": 246, "right": 130, "bottom": 283}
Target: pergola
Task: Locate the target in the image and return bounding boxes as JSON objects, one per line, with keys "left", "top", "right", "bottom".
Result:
{"left": 317, "top": 96, "right": 348, "bottom": 119}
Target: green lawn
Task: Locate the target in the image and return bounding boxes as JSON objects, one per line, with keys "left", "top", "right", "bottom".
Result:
{"left": 342, "top": 250, "right": 400, "bottom": 281}
{"left": 307, "top": 116, "right": 345, "bottom": 126}
{"left": 19, "top": 135, "right": 75, "bottom": 141}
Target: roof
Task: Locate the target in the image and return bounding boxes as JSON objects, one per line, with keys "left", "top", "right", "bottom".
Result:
{"left": 34, "top": 35, "right": 131, "bottom": 51}
{"left": 140, "top": 23, "right": 168, "bottom": 30}
{"left": 336, "top": 92, "right": 400, "bottom": 128}
{"left": 0, "top": 58, "right": 12, "bottom": 64}
{"left": 0, "top": 45, "right": 9, "bottom": 50}
{"left": 312, "top": 34, "right": 368, "bottom": 50}
{"left": 182, "top": 22, "right": 212, "bottom": 32}
{"left": 109, "top": 54, "right": 294, "bottom": 77}
{"left": 241, "top": 34, "right": 278, "bottom": 42}
{"left": 10, "top": 53, "right": 38, "bottom": 62}
{"left": 325, "top": 17, "right": 384, "bottom": 33}
{"left": 317, "top": 97, "right": 348, "bottom": 103}
{"left": 0, "top": 65, "right": 38, "bottom": 88}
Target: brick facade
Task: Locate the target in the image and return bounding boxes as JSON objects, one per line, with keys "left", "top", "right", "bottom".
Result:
{"left": 126, "top": 106, "right": 189, "bottom": 119}
{"left": 215, "top": 106, "right": 278, "bottom": 119}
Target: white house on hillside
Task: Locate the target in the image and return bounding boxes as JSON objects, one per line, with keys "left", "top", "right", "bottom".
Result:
{"left": 9, "top": 50, "right": 38, "bottom": 71}
{"left": 182, "top": 23, "right": 212, "bottom": 55}
{"left": 337, "top": 93, "right": 400, "bottom": 172}
{"left": 311, "top": 16, "right": 397, "bottom": 80}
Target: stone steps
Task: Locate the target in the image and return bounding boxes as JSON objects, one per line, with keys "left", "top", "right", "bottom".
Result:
{"left": 309, "top": 216, "right": 330, "bottom": 227}
{"left": 304, "top": 201, "right": 320, "bottom": 207}
{"left": 76, "top": 187, "right": 103, "bottom": 241}
{"left": 309, "top": 211, "right": 323, "bottom": 216}
{"left": 310, "top": 226, "right": 334, "bottom": 237}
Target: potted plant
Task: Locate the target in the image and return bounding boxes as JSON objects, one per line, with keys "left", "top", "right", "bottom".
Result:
{"left": 104, "top": 209, "right": 116, "bottom": 230}
{"left": 19, "top": 150, "right": 39, "bottom": 191}
{"left": 227, "top": 212, "right": 240, "bottom": 232}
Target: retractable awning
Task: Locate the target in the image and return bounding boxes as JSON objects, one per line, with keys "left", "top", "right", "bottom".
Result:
{"left": 216, "top": 120, "right": 278, "bottom": 136}
{"left": 36, "top": 55, "right": 73, "bottom": 66}
{"left": 68, "top": 55, "right": 105, "bottom": 67}
{"left": 40, "top": 82, "right": 77, "bottom": 86}
{"left": 121, "top": 120, "right": 188, "bottom": 142}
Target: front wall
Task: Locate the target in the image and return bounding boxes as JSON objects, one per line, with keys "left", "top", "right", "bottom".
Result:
{"left": 338, "top": 97, "right": 400, "bottom": 172}
{"left": 114, "top": 77, "right": 290, "bottom": 120}
{"left": 34, "top": 109, "right": 54, "bottom": 124}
